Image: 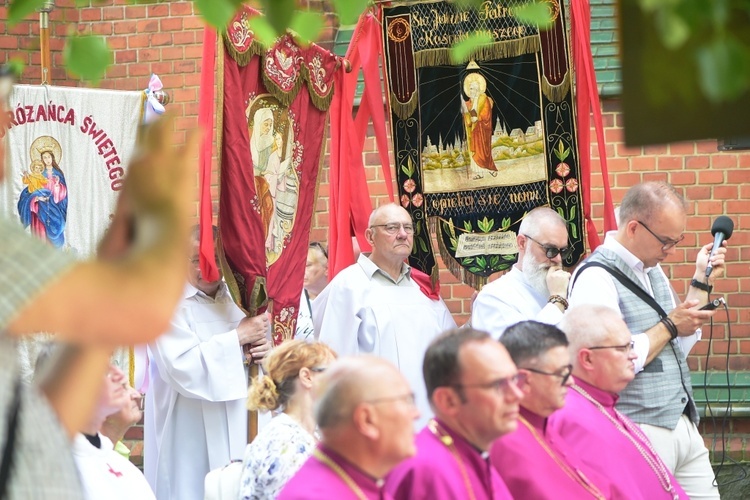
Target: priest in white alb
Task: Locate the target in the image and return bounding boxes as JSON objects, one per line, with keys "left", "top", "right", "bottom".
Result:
{"left": 144, "top": 227, "right": 272, "bottom": 500}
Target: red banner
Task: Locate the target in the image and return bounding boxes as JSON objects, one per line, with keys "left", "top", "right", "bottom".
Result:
{"left": 219, "top": 6, "right": 339, "bottom": 344}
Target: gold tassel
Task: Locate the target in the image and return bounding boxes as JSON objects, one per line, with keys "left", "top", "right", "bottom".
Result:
{"left": 540, "top": 72, "right": 571, "bottom": 103}
{"left": 389, "top": 91, "right": 419, "bottom": 120}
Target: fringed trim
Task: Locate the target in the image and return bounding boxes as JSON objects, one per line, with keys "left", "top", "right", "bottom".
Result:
{"left": 430, "top": 216, "right": 487, "bottom": 291}
{"left": 222, "top": 35, "right": 264, "bottom": 67}
{"left": 223, "top": 33, "right": 335, "bottom": 112}
{"left": 540, "top": 72, "right": 570, "bottom": 103}
{"left": 390, "top": 91, "right": 418, "bottom": 120}
{"left": 414, "top": 36, "right": 540, "bottom": 68}
{"left": 261, "top": 70, "right": 304, "bottom": 108}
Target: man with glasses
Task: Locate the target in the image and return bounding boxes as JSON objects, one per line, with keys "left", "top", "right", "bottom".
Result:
{"left": 314, "top": 204, "right": 456, "bottom": 427}
{"left": 279, "top": 356, "right": 419, "bottom": 499}
{"left": 386, "top": 328, "right": 518, "bottom": 499}
{"left": 550, "top": 305, "right": 688, "bottom": 499}
{"left": 491, "top": 321, "right": 611, "bottom": 499}
{"left": 568, "top": 181, "right": 723, "bottom": 499}
{"left": 471, "top": 206, "right": 572, "bottom": 338}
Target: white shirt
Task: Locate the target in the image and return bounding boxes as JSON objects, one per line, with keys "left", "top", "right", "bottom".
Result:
{"left": 471, "top": 266, "right": 564, "bottom": 339}
{"left": 144, "top": 282, "right": 248, "bottom": 500}
{"left": 313, "top": 255, "right": 456, "bottom": 428}
{"left": 72, "top": 433, "right": 155, "bottom": 500}
{"left": 569, "top": 232, "right": 701, "bottom": 373}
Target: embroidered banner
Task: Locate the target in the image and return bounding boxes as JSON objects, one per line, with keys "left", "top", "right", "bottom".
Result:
{"left": 220, "top": 5, "right": 339, "bottom": 344}
{"left": 0, "top": 85, "right": 143, "bottom": 257}
{"left": 381, "top": 0, "right": 585, "bottom": 288}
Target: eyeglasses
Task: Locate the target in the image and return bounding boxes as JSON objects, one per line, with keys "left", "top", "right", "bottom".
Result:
{"left": 309, "top": 241, "right": 328, "bottom": 259}
{"left": 370, "top": 223, "right": 415, "bottom": 235}
{"left": 523, "top": 234, "right": 572, "bottom": 260}
{"left": 523, "top": 364, "right": 573, "bottom": 386}
{"left": 452, "top": 372, "right": 526, "bottom": 394}
{"left": 636, "top": 221, "right": 684, "bottom": 252}
{"left": 588, "top": 340, "right": 635, "bottom": 353}
{"left": 364, "top": 392, "right": 417, "bottom": 407}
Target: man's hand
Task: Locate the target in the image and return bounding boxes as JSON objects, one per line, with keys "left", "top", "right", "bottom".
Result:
{"left": 245, "top": 337, "right": 272, "bottom": 365}
{"left": 237, "top": 313, "right": 270, "bottom": 347}
{"left": 695, "top": 241, "right": 727, "bottom": 284}
{"left": 669, "top": 299, "right": 716, "bottom": 337}
{"left": 546, "top": 265, "right": 571, "bottom": 298}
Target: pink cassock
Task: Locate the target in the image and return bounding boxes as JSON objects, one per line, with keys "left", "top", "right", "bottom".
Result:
{"left": 385, "top": 419, "right": 513, "bottom": 500}
{"left": 278, "top": 444, "right": 393, "bottom": 500}
{"left": 548, "top": 377, "right": 689, "bottom": 500}
{"left": 490, "top": 406, "right": 612, "bottom": 499}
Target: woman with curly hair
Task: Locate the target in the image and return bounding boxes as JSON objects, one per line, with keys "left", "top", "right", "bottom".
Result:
{"left": 239, "top": 340, "right": 336, "bottom": 500}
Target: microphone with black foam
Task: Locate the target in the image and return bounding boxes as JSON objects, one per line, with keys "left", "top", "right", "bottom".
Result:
{"left": 705, "top": 215, "right": 734, "bottom": 277}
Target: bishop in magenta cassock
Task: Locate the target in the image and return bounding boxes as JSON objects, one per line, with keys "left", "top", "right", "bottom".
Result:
{"left": 279, "top": 356, "right": 418, "bottom": 500}
{"left": 491, "top": 321, "right": 611, "bottom": 499}
{"left": 549, "top": 305, "right": 688, "bottom": 500}
{"left": 385, "top": 328, "right": 518, "bottom": 500}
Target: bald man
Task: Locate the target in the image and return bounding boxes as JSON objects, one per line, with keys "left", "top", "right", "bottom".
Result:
{"left": 471, "top": 206, "right": 571, "bottom": 338}
{"left": 314, "top": 204, "right": 456, "bottom": 426}
{"left": 279, "top": 356, "right": 419, "bottom": 499}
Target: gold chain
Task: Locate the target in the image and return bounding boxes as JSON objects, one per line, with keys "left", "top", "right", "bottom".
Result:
{"left": 571, "top": 384, "right": 679, "bottom": 500}
{"left": 518, "top": 416, "right": 606, "bottom": 499}
{"left": 427, "top": 419, "right": 476, "bottom": 500}
{"left": 313, "top": 449, "right": 368, "bottom": 500}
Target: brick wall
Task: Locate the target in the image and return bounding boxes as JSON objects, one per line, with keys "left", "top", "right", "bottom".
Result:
{"left": 3, "top": 0, "right": 749, "bottom": 468}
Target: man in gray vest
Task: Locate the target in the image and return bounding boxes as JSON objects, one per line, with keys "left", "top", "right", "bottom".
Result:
{"left": 569, "top": 181, "right": 725, "bottom": 499}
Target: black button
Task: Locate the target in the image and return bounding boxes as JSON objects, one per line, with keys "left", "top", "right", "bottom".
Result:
{"left": 681, "top": 397, "right": 687, "bottom": 404}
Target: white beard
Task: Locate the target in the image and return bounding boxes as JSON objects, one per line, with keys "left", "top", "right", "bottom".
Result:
{"left": 522, "top": 250, "right": 550, "bottom": 297}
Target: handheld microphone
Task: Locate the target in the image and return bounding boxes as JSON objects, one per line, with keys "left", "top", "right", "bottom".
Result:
{"left": 705, "top": 216, "right": 733, "bottom": 277}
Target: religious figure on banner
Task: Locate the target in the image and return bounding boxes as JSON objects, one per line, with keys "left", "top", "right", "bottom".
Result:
{"left": 247, "top": 98, "right": 300, "bottom": 265}
{"left": 17, "top": 136, "right": 68, "bottom": 248}
{"left": 461, "top": 72, "right": 497, "bottom": 179}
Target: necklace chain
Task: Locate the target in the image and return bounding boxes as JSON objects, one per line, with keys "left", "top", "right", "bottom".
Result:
{"left": 571, "top": 384, "right": 679, "bottom": 499}
{"left": 313, "top": 449, "right": 368, "bottom": 500}
{"left": 427, "top": 419, "right": 476, "bottom": 500}
{"left": 518, "top": 416, "right": 606, "bottom": 499}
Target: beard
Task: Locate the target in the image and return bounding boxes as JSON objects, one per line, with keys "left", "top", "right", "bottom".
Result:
{"left": 522, "top": 251, "right": 551, "bottom": 297}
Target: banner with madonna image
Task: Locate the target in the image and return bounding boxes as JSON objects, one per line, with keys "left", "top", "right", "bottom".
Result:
{"left": 0, "top": 85, "right": 144, "bottom": 257}
{"left": 381, "top": 0, "right": 585, "bottom": 288}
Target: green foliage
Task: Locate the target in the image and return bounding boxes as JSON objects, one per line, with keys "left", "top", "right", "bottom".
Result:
{"left": 7, "top": 0, "right": 48, "bottom": 25}
{"left": 6, "top": 58, "right": 25, "bottom": 78}
{"left": 512, "top": 1, "right": 554, "bottom": 29}
{"left": 697, "top": 35, "right": 750, "bottom": 102}
{"left": 194, "top": 0, "right": 243, "bottom": 32}
{"left": 62, "top": 33, "right": 112, "bottom": 84}
{"left": 248, "top": 16, "right": 280, "bottom": 48}
{"left": 290, "top": 11, "right": 325, "bottom": 46}
{"left": 260, "top": 0, "right": 295, "bottom": 37}
{"left": 451, "top": 32, "right": 494, "bottom": 63}
{"left": 332, "top": 0, "right": 369, "bottom": 25}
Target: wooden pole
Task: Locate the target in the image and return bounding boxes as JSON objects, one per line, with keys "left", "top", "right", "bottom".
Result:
{"left": 39, "top": 11, "right": 51, "bottom": 84}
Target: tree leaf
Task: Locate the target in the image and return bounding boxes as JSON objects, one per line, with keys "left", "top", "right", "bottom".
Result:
{"left": 6, "top": 57, "right": 25, "bottom": 78}
{"left": 289, "top": 10, "right": 324, "bottom": 44}
{"left": 8, "top": 0, "right": 48, "bottom": 26}
{"left": 332, "top": 0, "right": 369, "bottom": 26}
{"left": 261, "top": 0, "right": 295, "bottom": 36}
{"left": 512, "top": 1, "right": 554, "bottom": 30}
{"left": 193, "top": 0, "right": 241, "bottom": 32}
{"left": 463, "top": 220, "right": 473, "bottom": 232}
{"left": 62, "top": 34, "right": 112, "bottom": 84}
{"left": 697, "top": 36, "right": 750, "bottom": 102}
{"left": 450, "top": 32, "right": 495, "bottom": 64}
{"left": 654, "top": 7, "right": 690, "bottom": 50}
{"left": 248, "top": 16, "right": 279, "bottom": 49}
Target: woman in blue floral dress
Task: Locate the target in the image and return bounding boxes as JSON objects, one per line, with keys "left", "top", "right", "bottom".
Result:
{"left": 239, "top": 340, "right": 336, "bottom": 499}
